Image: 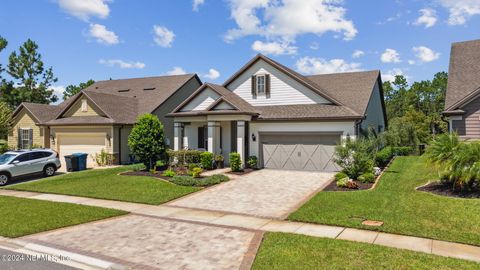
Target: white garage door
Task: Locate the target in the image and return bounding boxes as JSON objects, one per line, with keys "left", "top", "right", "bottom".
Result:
{"left": 261, "top": 133, "right": 341, "bottom": 172}
{"left": 58, "top": 134, "right": 106, "bottom": 169}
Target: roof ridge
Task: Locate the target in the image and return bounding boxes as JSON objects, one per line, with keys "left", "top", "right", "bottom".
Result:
{"left": 94, "top": 73, "right": 196, "bottom": 83}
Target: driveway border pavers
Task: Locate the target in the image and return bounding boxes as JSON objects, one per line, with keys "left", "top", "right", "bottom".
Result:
{"left": 1, "top": 189, "right": 480, "bottom": 264}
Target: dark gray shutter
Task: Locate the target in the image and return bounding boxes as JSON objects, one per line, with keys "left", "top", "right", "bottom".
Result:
{"left": 265, "top": 74, "right": 271, "bottom": 97}
{"left": 198, "top": 127, "right": 205, "bottom": 148}
{"left": 28, "top": 129, "right": 33, "bottom": 148}
{"left": 251, "top": 75, "right": 257, "bottom": 98}
{"left": 17, "top": 128, "right": 21, "bottom": 149}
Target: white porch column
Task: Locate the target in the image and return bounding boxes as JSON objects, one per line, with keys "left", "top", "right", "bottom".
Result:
{"left": 236, "top": 121, "right": 246, "bottom": 168}
{"left": 207, "top": 121, "right": 220, "bottom": 154}
{"left": 173, "top": 122, "right": 183, "bottom": 151}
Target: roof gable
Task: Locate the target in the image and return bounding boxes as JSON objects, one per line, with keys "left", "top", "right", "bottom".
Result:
{"left": 445, "top": 39, "right": 480, "bottom": 111}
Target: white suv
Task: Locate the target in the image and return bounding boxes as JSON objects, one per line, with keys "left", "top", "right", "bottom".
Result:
{"left": 0, "top": 149, "right": 61, "bottom": 186}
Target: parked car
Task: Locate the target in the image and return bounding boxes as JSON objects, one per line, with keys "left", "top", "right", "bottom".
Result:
{"left": 0, "top": 149, "right": 61, "bottom": 186}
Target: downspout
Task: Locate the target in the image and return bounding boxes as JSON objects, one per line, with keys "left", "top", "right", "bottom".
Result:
{"left": 354, "top": 117, "right": 365, "bottom": 137}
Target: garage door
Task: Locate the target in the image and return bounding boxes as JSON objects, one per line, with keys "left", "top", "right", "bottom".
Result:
{"left": 261, "top": 133, "right": 340, "bottom": 172}
{"left": 58, "top": 134, "right": 106, "bottom": 169}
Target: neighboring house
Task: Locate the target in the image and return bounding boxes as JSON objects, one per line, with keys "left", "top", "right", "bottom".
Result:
{"left": 8, "top": 74, "right": 202, "bottom": 168}
{"left": 443, "top": 39, "right": 480, "bottom": 139}
{"left": 168, "top": 54, "right": 387, "bottom": 171}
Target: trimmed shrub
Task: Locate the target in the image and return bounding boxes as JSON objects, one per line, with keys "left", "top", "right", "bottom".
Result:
{"left": 358, "top": 172, "right": 375, "bottom": 183}
{"left": 128, "top": 114, "right": 166, "bottom": 170}
{"left": 391, "top": 146, "right": 413, "bottom": 156}
{"left": 335, "top": 172, "right": 348, "bottom": 181}
{"left": 167, "top": 149, "right": 202, "bottom": 166}
{"left": 191, "top": 167, "right": 203, "bottom": 178}
{"left": 336, "top": 177, "right": 349, "bottom": 188}
{"left": 375, "top": 147, "right": 394, "bottom": 167}
{"left": 334, "top": 137, "right": 375, "bottom": 179}
{"left": 229, "top": 152, "right": 242, "bottom": 172}
{"left": 163, "top": 169, "right": 176, "bottom": 177}
{"left": 200, "top": 152, "right": 214, "bottom": 170}
{"left": 170, "top": 174, "right": 229, "bottom": 187}
{"left": 247, "top": 156, "right": 258, "bottom": 169}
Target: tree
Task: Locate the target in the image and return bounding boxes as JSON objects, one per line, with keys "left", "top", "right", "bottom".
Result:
{"left": 0, "top": 36, "right": 7, "bottom": 79}
{"left": 5, "top": 39, "right": 58, "bottom": 107}
{"left": 63, "top": 79, "right": 95, "bottom": 100}
{"left": 0, "top": 101, "right": 11, "bottom": 138}
{"left": 128, "top": 114, "right": 166, "bottom": 170}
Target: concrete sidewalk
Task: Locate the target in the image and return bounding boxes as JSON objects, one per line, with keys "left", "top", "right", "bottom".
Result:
{"left": 1, "top": 189, "right": 480, "bottom": 264}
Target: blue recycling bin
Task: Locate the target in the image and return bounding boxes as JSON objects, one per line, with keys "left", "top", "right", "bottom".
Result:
{"left": 72, "top": 153, "right": 88, "bottom": 171}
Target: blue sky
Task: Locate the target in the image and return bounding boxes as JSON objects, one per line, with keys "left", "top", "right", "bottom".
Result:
{"left": 1, "top": 0, "right": 479, "bottom": 101}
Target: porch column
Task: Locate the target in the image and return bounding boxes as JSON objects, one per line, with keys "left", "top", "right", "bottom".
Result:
{"left": 207, "top": 121, "right": 220, "bottom": 154}
{"left": 236, "top": 121, "right": 246, "bottom": 168}
{"left": 173, "top": 122, "right": 184, "bottom": 151}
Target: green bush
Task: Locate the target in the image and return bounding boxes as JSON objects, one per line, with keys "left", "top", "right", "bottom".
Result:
{"left": 191, "top": 167, "right": 203, "bottom": 178}
{"left": 334, "top": 172, "right": 348, "bottom": 181}
{"left": 229, "top": 152, "right": 242, "bottom": 172}
{"left": 128, "top": 114, "right": 166, "bottom": 170}
{"left": 163, "top": 169, "right": 176, "bottom": 177}
{"left": 170, "top": 174, "right": 229, "bottom": 187}
{"left": 334, "top": 137, "right": 375, "bottom": 179}
{"left": 247, "top": 156, "right": 258, "bottom": 169}
{"left": 358, "top": 172, "right": 375, "bottom": 183}
{"left": 200, "top": 152, "right": 214, "bottom": 170}
{"left": 336, "top": 177, "right": 349, "bottom": 188}
{"left": 167, "top": 149, "right": 202, "bottom": 166}
{"left": 0, "top": 143, "right": 9, "bottom": 154}
{"left": 375, "top": 147, "right": 394, "bottom": 167}
{"left": 391, "top": 146, "right": 413, "bottom": 156}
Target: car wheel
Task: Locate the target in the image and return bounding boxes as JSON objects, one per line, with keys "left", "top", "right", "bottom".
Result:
{"left": 44, "top": 165, "right": 56, "bottom": 177}
{"left": 0, "top": 173, "right": 9, "bottom": 186}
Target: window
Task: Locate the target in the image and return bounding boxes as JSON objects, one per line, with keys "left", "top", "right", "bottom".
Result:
{"left": 30, "top": 151, "right": 51, "bottom": 160}
{"left": 256, "top": 75, "right": 265, "bottom": 95}
{"left": 19, "top": 128, "right": 32, "bottom": 149}
{"left": 81, "top": 99, "right": 88, "bottom": 112}
{"left": 12, "top": 153, "right": 30, "bottom": 163}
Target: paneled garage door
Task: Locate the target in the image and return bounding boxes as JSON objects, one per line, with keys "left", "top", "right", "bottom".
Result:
{"left": 261, "top": 133, "right": 340, "bottom": 172}
{"left": 58, "top": 134, "right": 106, "bottom": 169}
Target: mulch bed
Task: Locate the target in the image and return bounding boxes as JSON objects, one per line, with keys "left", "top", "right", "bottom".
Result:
{"left": 226, "top": 168, "right": 256, "bottom": 176}
{"left": 417, "top": 181, "right": 480, "bottom": 199}
{"left": 323, "top": 180, "right": 374, "bottom": 192}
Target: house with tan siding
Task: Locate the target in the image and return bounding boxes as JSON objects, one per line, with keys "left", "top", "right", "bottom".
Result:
{"left": 443, "top": 39, "right": 480, "bottom": 139}
{"left": 8, "top": 74, "right": 202, "bottom": 168}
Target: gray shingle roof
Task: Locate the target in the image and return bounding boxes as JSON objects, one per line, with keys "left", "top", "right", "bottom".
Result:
{"left": 83, "top": 91, "right": 138, "bottom": 124}
{"left": 45, "top": 116, "right": 115, "bottom": 125}
{"left": 256, "top": 104, "right": 361, "bottom": 120}
{"left": 445, "top": 39, "right": 480, "bottom": 111}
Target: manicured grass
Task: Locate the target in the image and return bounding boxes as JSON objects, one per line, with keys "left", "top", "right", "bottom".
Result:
{"left": 0, "top": 195, "right": 126, "bottom": 238}
{"left": 290, "top": 156, "right": 480, "bottom": 246}
{"left": 253, "top": 233, "right": 480, "bottom": 270}
{"left": 5, "top": 166, "right": 201, "bottom": 205}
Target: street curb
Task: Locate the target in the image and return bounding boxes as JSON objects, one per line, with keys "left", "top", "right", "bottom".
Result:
{"left": 0, "top": 239, "right": 127, "bottom": 270}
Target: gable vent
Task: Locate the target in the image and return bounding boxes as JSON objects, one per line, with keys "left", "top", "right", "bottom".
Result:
{"left": 117, "top": 89, "right": 130, "bottom": 92}
{"left": 143, "top": 87, "right": 156, "bottom": 91}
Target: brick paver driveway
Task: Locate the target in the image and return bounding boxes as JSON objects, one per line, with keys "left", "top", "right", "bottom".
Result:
{"left": 168, "top": 169, "right": 334, "bottom": 218}
{"left": 25, "top": 215, "right": 258, "bottom": 270}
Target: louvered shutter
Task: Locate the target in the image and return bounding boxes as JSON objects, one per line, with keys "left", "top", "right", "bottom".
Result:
{"left": 28, "top": 129, "right": 33, "bottom": 149}
{"left": 265, "top": 74, "right": 271, "bottom": 97}
{"left": 17, "top": 128, "right": 21, "bottom": 149}
{"left": 251, "top": 75, "right": 257, "bottom": 98}
{"left": 198, "top": 127, "right": 205, "bottom": 149}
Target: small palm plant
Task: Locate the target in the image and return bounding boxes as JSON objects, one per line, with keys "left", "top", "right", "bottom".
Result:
{"left": 425, "top": 133, "right": 459, "bottom": 167}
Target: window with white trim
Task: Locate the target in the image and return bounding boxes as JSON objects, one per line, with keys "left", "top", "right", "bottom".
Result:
{"left": 81, "top": 99, "right": 88, "bottom": 112}
{"left": 256, "top": 75, "right": 265, "bottom": 95}
{"left": 19, "top": 128, "right": 32, "bottom": 149}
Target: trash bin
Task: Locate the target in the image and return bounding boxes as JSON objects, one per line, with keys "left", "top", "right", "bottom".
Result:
{"left": 73, "top": 153, "right": 88, "bottom": 171}
{"left": 64, "top": 155, "right": 79, "bottom": 172}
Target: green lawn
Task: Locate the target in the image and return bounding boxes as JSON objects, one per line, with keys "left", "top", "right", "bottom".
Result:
{"left": 253, "top": 233, "right": 480, "bottom": 270}
{"left": 290, "top": 156, "right": 480, "bottom": 246}
{"left": 5, "top": 166, "right": 201, "bottom": 205}
{"left": 0, "top": 195, "right": 126, "bottom": 238}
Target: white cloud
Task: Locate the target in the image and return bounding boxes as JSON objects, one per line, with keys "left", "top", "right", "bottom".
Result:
{"left": 251, "top": 40, "right": 297, "bottom": 55}
{"left": 193, "top": 0, "right": 205, "bottom": 11}
{"left": 381, "top": 48, "right": 401, "bottom": 63}
{"left": 439, "top": 0, "right": 480, "bottom": 25}
{"left": 413, "top": 46, "right": 440, "bottom": 63}
{"left": 382, "top": 68, "right": 409, "bottom": 82}
{"left": 166, "top": 67, "right": 187, "bottom": 75}
{"left": 224, "top": 0, "right": 357, "bottom": 44}
{"left": 153, "top": 25, "right": 175, "bottom": 47}
{"left": 408, "top": 60, "right": 416, "bottom": 65}
{"left": 57, "top": 0, "right": 110, "bottom": 21}
{"left": 352, "top": 50, "right": 365, "bottom": 58}
{"left": 414, "top": 8, "right": 437, "bottom": 28}
{"left": 88, "top": 24, "right": 119, "bottom": 45}
{"left": 295, "top": 57, "right": 362, "bottom": 75}
{"left": 204, "top": 68, "right": 220, "bottom": 80}
{"left": 51, "top": 85, "right": 66, "bottom": 104}
{"left": 99, "top": 59, "right": 145, "bottom": 69}
{"left": 310, "top": 42, "right": 319, "bottom": 50}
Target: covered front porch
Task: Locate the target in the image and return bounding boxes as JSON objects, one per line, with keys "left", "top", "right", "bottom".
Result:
{"left": 173, "top": 115, "right": 251, "bottom": 167}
